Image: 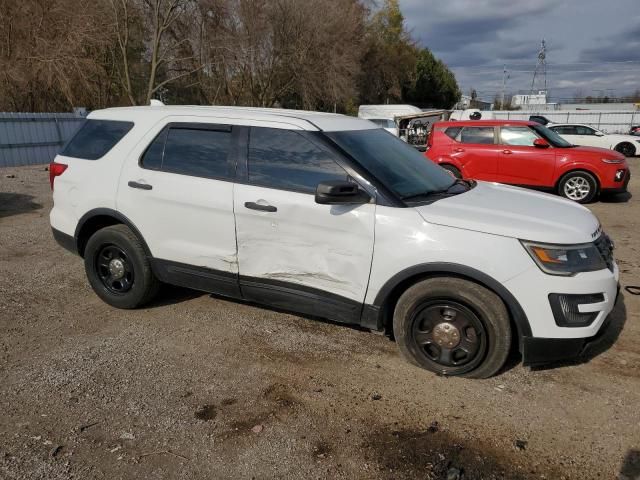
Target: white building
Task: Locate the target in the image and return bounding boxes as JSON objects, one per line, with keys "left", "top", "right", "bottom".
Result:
{"left": 512, "top": 91, "right": 548, "bottom": 107}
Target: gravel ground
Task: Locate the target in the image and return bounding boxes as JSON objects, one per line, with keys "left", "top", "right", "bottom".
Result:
{"left": 1, "top": 162, "right": 639, "bottom": 480}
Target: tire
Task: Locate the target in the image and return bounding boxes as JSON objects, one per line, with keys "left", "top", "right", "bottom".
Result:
{"left": 84, "top": 224, "right": 160, "bottom": 309}
{"left": 557, "top": 170, "right": 598, "bottom": 203}
{"left": 614, "top": 142, "right": 635, "bottom": 157}
{"left": 441, "top": 164, "right": 462, "bottom": 179}
{"left": 393, "top": 277, "right": 511, "bottom": 379}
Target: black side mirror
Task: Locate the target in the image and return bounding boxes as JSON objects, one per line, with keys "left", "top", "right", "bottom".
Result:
{"left": 315, "top": 180, "right": 371, "bottom": 205}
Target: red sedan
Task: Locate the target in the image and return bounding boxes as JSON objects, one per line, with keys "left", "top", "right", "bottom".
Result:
{"left": 425, "top": 120, "right": 630, "bottom": 203}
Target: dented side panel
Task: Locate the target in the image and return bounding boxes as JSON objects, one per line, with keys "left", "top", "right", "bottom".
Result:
{"left": 233, "top": 184, "right": 375, "bottom": 302}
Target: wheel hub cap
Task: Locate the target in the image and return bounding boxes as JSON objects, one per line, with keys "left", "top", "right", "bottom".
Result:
{"left": 108, "top": 258, "right": 125, "bottom": 280}
{"left": 433, "top": 321, "right": 461, "bottom": 348}
{"left": 564, "top": 177, "right": 590, "bottom": 200}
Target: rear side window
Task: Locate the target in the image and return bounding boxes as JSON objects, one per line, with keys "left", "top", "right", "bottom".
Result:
{"left": 248, "top": 128, "right": 348, "bottom": 193}
{"left": 62, "top": 120, "right": 133, "bottom": 160}
{"left": 141, "top": 125, "right": 233, "bottom": 180}
{"left": 500, "top": 126, "right": 540, "bottom": 146}
{"left": 444, "top": 127, "right": 462, "bottom": 139}
{"left": 459, "top": 127, "right": 495, "bottom": 144}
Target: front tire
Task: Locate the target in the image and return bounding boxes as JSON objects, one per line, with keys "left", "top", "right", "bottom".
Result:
{"left": 441, "top": 164, "right": 462, "bottom": 179}
{"left": 84, "top": 225, "right": 160, "bottom": 309}
{"left": 558, "top": 171, "right": 598, "bottom": 203}
{"left": 393, "top": 277, "right": 511, "bottom": 379}
{"left": 614, "top": 142, "right": 635, "bottom": 157}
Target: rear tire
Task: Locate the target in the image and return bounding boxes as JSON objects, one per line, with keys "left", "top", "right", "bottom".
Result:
{"left": 84, "top": 225, "right": 160, "bottom": 309}
{"left": 557, "top": 171, "right": 598, "bottom": 203}
{"left": 393, "top": 277, "right": 511, "bottom": 379}
{"left": 441, "top": 164, "right": 462, "bottom": 179}
{"left": 614, "top": 142, "right": 635, "bottom": 157}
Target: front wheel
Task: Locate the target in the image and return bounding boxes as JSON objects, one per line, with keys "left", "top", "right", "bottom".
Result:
{"left": 393, "top": 277, "right": 511, "bottom": 379}
{"left": 440, "top": 164, "right": 462, "bottom": 179}
{"left": 614, "top": 142, "right": 635, "bottom": 157}
{"left": 84, "top": 224, "right": 160, "bottom": 309}
{"left": 558, "top": 171, "right": 598, "bottom": 203}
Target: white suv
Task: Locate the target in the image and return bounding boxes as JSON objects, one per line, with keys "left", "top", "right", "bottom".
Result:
{"left": 50, "top": 106, "right": 619, "bottom": 378}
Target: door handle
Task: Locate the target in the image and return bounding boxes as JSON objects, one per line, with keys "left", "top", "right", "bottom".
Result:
{"left": 128, "top": 181, "right": 153, "bottom": 190}
{"left": 453, "top": 148, "right": 465, "bottom": 153}
{"left": 244, "top": 201, "right": 277, "bottom": 213}
{"left": 502, "top": 149, "right": 513, "bottom": 154}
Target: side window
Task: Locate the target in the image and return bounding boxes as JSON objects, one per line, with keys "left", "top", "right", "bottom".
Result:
{"left": 62, "top": 119, "right": 133, "bottom": 160}
{"left": 500, "top": 126, "right": 540, "bottom": 146}
{"left": 557, "top": 126, "right": 577, "bottom": 135}
{"left": 141, "top": 126, "right": 232, "bottom": 179}
{"left": 444, "top": 126, "right": 462, "bottom": 139}
{"left": 248, "top": 128, "right": 348, "bottom": 193}
{"left": 459, "top": 127, "right": 494, "bottom": 145}
{"left": 576, "top": 126, "right": 596, "bottom": 135}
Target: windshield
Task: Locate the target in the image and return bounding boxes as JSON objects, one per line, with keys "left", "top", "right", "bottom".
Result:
{"left": 532, "top": 124, "right": 574, "bottom": 148}
{"left": 325, "top": 129, "right": 456, "bottom": 199}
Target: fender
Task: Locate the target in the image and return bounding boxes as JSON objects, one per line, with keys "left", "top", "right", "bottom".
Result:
{"left": 74, "top": 208, "right": 153, "bottom": 258}
{"left": 371, "top": 262, "right": 533, "bottom": 340}
{"left": 555, "top": 162, "right": 603, "bottom": 186}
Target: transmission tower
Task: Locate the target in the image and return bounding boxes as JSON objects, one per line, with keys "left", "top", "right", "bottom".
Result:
{"left": 529, "top": 39, "right": 547, "bottom": 96}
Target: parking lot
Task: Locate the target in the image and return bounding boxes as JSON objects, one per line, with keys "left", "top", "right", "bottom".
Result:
{"left": 1, "top": 161, "right": 639, "bottom": 479}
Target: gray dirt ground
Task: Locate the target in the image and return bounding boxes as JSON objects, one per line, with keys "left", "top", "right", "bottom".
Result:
{"left": 0, "top": 161, "right": 639, "bottom": 480}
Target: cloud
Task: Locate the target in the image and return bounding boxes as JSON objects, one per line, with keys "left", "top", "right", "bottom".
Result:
{"left": 398, "top": 0, "right": 640, "bottom": 100}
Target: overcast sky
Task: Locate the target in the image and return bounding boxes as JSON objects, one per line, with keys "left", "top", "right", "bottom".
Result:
{"left": 398, "top": 0, "right": 640, "bottom": 102}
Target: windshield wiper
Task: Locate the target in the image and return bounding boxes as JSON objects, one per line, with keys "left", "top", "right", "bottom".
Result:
{"left": 401, "top": 179, "right": 474, "bottom": 201}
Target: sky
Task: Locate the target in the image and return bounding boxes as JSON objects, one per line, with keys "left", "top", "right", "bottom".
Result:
{"left": 398, "top": 0, "right": 640, "bottom": 102}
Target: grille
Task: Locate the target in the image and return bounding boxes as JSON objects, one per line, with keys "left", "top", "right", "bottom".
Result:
{"left": 595, "top": 233, "right": 614, "bottom": 271}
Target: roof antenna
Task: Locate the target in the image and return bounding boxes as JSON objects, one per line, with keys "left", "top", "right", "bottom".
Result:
{"left": 149, "top": 99, "right": 165, "bottom": 107}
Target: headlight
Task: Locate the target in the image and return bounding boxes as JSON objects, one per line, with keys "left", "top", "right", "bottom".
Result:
{"left": 521, "top": 240, "right": 607, "bottom": 276}
{"left": 602, "top": 157, "right": 624, "bottom": 164}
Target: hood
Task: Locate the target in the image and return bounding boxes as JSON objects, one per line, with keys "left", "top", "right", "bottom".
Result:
{"left": 415, "top": 182, "right": 600, "bottom": 244}
{"left": 572, "top": 145, "right": 625, "bottom": 159}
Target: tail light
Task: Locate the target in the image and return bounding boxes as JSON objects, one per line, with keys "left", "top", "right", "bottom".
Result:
{"left": 49, "top": 162, "right": 68, "bottom": 190}
{"left": 426, "top": 129, "right": 434, "bottom": 150}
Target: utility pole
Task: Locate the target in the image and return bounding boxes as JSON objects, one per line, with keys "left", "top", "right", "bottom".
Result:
{"left": 501, "top": 64, "right": 507, "bottom": 109}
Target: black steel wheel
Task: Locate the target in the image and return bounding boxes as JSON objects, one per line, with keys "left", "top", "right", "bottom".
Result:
{"left": 84, "top": 224, "right": 160, "bottom": 309}
{"left": 410, "top": 300, "right": 486, "bottom": 371}
{"left": 95, "top": 244, "right": 134, "bottom": 294}
{"left": 393, "top": 277, "right": 511, "bottom": 378}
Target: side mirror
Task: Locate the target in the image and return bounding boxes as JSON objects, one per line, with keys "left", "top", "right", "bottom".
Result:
{"left": 315, "top": 180, "right": 371, "bottom": 205}
{"left": 533, "top": 138, "right": 550, "bottom": 148}
{"left": 595, "top": 131, "right": 605, "bottom": 137}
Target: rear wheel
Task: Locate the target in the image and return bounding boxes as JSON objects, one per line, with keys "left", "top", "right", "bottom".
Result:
{"left": 393, "top": 277, "right": 511, "bottom": 378}
{"left": 614, "top": 142, "right": 635, "bottom": 157}
{"left": 440, "top": 164, "right": 462, "bottom": 179}
{"left": 84, "top": 224, "right": 159, "bottom": 309}
{"left": 558, "top": 171, "right": 598, "bottom": 203}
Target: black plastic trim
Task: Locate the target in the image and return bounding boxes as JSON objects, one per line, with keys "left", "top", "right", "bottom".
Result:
{"left": 151, "top": 258, "right": 241, "bottom": 298}
{"left": 239, "top": 275, "right": 362, "bottom": 325}
{"left": 51, "top": 228, "right": 78, "bottom": 255}
{"left": 548, "top": 293, "right": 603, "bottom": 327}
{"left": 74, "top": 208, "right": 153, "bottom": 258}
{"left": 521, "top": 336, "right": 585, "bottom": 366}
{"left": 372, "top": 262, "right": 533, "bottom": 339}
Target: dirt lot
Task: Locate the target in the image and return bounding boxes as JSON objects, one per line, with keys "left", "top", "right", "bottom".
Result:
{"left": 1, "top": 162, "right": 639, "bottom": 480}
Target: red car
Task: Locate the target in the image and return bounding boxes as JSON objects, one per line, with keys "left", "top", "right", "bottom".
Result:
{"left": 425, "top": 120, "right": 630, "bottom": 203}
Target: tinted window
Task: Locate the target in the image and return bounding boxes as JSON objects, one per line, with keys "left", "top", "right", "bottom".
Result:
{"left": 444, "top": 127, "right": 462, "bottom": 139}
{"left": 248, "top": 128, "right": 347, "bottom": 193}
{"left": 575, "top": 125, "right": 596, "bottom": 135}
{"left": 159, "top": 128, "right": 231, "bottom": 179}
{"left": 500, "top": 126, "right": 540, "bottom": 146}
{"left": 62, "top": 120, "right": 133, "bottom": 160}
{"left": 550, "top": 126, "right": 577, "bottom": 135}
{"left": 460, "top": 127, "right": 494, "bottom": 144}
{"left": 325, "top": 129, "right": 456, "bottom": 200}
{"left": 141, "top": 128, "right": 167, "bottom": 170}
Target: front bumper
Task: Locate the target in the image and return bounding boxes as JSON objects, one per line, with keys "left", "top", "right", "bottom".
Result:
{"left": 601, "top": 168, "right": 630, "bottom": 193}
{"left": 522, "top": 289, "right": 618, "bottom": 366}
